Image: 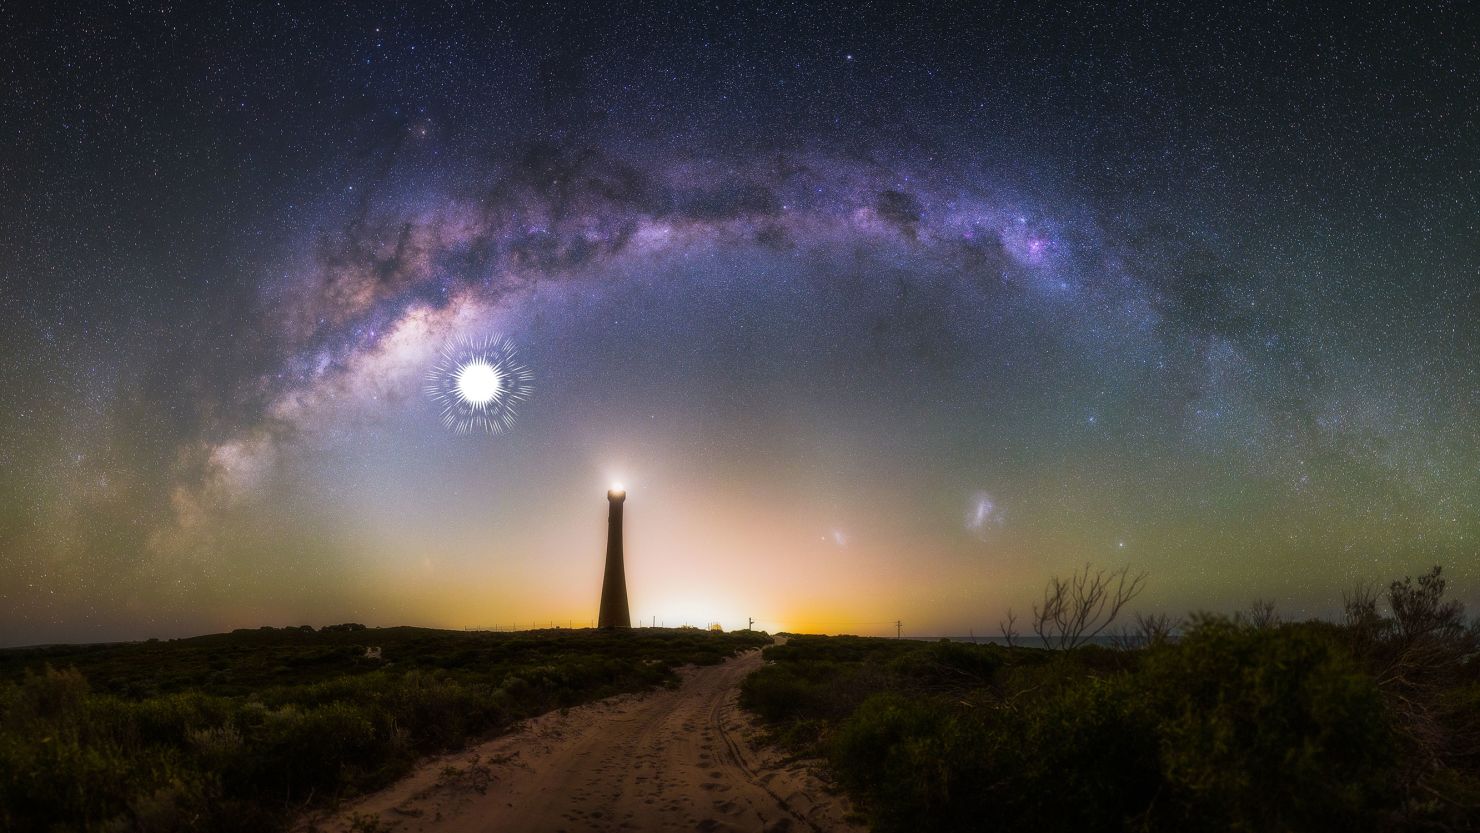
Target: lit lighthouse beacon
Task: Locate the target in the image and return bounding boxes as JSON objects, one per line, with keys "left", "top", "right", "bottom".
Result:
{"left": 597, "top": 484, "right": 631, "bottom": 629}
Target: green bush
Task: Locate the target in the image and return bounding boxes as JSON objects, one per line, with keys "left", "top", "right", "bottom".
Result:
{"left": 1012, "top": 675, "right": 1161, "bottom": 830}
{"left": 744, "top": 624, "right": 1426, "bottom": 833}
{"left": 884, "top": 640, "right": 1004, "bottom": 688}
{"left": 1141, "top": 619, "right": 1395, "bottom": 831}
{"left": 749, "top": 659, "right": 898, "bottom": 723}
{"left": 826, "top": 677, "right": 1159, "bottom": 833}
{"left": 830, "top": 693, "right": 967, "bottom": 829}
{"left": 0, "top": 627, "right": 769, "bottom": 832}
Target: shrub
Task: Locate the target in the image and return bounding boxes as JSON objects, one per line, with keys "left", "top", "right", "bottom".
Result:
{"left": 827, "top": 677, "right": 1160, "bottom": 833}
{"left": 1141, "top": 619, "right": 1395, "bottom": 830}
{"left": 829, "top": 692, "right": 970, "bottom": 831}
{"left": 884, "top": 641, "right": 1003, "bottom": 690}
{"left": 745, "top": 625, "right": 1414, "bottom": 833}
{"left": 0, "top": 627, "right": 769, "bottom": 832}
{"left": 1012, "top": 675, "right": 1161, "bottom": 830}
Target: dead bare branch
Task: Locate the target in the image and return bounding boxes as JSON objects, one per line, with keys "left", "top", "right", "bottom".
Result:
{"left": 999, "top": 608, "right": 1019, "bottom": 648}
{"left": 1030, "top": 564, "right": 1148, "bottom": 649}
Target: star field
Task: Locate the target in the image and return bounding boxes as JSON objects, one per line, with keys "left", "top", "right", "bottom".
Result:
{"left": 1, "top": 1, "right": 1477, "bottom": 644}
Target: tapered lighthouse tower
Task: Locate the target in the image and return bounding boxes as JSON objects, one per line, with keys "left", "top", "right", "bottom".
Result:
{"left": 597, "top": 486, "right": 631, "bottom": 629}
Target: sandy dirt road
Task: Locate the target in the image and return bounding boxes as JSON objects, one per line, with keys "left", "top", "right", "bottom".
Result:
{"left": 299, "top": 646, "right": 862, "bottom": 833}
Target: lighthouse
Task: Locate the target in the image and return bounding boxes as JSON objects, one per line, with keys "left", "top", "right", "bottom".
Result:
{"left": 597, "top": 485, "right": 631, "bottom": 628}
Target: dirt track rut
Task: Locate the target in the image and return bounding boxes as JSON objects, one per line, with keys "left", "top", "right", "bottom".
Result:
{"left": 301, "top": 647, "right": 861, "bottom": 833}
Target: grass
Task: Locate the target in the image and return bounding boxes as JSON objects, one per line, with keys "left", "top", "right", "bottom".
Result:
{"left": 0, "top": 625, "right": 770, "bottom": 832}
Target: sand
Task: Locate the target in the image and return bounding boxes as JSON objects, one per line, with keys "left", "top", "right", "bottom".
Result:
{"left": 296, "top": 645, "right": 863, "bottom": 833}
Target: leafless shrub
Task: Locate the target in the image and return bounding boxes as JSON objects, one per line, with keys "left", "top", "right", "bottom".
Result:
{"left": 1238, "top": 598, "right": 1280, "bottom": 630}
{"left": 999, "top": 608, "right": 1019, "bottom": 648}
{"left": 1343, "top": 581, "right": 1382, "bottom": 628}
{"left": 1342, "top": 580, "right": 1386, "bottom": 652}
{"left": 1137, "top": 611, "right": 1181, "bottom": 645}
{"left": 1110, "top": 612, "right": 1181, "bottom": 650}
{"left": 1031, "top": 564, "right": 1148, "bottom": 649}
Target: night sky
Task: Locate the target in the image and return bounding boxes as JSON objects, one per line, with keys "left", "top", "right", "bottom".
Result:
{"left": 3, "top": 2, "right": 1477, "bottom": 646}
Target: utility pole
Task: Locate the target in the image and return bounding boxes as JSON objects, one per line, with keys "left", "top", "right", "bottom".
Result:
{"left": 747, "top": 617, "right": 755, "bottom": 631}
{"left": 895, "top": 620, "right": 903, "bottom": 638}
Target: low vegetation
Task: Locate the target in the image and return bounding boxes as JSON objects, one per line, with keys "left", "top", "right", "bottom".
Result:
{"left": 0, "top": 625, "right": 769, "bottom": 832}
{"left": 742, "top": 566, "right": 1480, "bottom": 832}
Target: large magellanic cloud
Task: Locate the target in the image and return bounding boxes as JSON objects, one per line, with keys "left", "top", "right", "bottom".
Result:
{"left": 6, "top": 2, "right": 1476, "bottom": 648}
{"left": 13, "top": 135, "right": 1468, "bottom": 642}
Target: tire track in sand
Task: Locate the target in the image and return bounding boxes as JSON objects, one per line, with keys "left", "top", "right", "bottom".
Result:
{"left": 299, "top": 645, "right": 862, "bottom": 833}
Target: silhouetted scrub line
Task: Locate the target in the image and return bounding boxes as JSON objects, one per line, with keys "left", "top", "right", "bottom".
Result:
{"left": 0, "top": 626, "right": 770, "bottom": 832}
{"left": 742, "top": 566, "right": 1480, "bottom": 833}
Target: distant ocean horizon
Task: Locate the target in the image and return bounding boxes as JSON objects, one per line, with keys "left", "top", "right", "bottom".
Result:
{"left": 901, "top": 635, "right": 1123, "bottom": 648}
